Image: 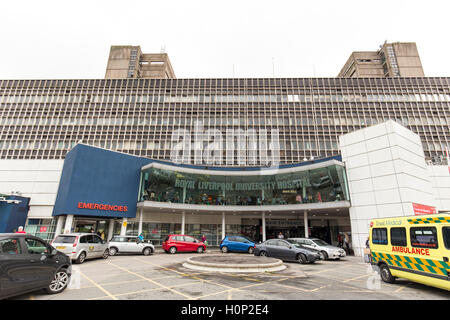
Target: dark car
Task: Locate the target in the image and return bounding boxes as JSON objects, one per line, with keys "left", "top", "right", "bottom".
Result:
{"left": 0, "top": 233, "right": 72, "bottom": 299}
{"left": 254, "top": 238, "right": 322, "bottom": 264}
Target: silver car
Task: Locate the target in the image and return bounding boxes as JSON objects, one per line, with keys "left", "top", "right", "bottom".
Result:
{"left": 52, "top": 233, "right": 110, "bottom": 264}
{"left": 288, "top": 238, "right": 346, "bottom": 260}
{"left": 108, "top": 236, "right": 155, "bottom": 256}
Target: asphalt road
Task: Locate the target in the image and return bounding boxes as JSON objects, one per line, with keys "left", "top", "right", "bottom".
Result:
{"left": 11, "top": 248, "right": 450, "bottom": 300}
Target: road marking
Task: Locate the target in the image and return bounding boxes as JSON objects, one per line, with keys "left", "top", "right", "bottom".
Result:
{"left": 134, "top": 258, "right": 234, "bottom": 290}
{"left": 107, "top": 261, "right": 195, "bottom": 300}
{"left": 394, "top": 286, "right": 406, "bottom": 293}
{"left": 80, "top": 271, "right": 118, "bottom": 300}
{"left": 272, "top": 282, "right": 326, "bottom": 292}
{"left": 341, "top": 274, "right": 371, "bottom": 283}
{"left": 88, "top": 280, "right": 203, "bottom": 300}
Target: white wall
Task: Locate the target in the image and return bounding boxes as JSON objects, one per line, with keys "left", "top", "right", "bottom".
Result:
{"left": 340, "top": 120, "right": 437, "bottom": 256}
{"left": 428, "top": 165, "right": 450, "bottom": 211}
{"left": 0, "top": 160, "right": 63, "bottom": 219}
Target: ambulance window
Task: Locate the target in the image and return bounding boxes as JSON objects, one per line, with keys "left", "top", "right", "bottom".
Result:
{"left": 443, "top": 227, "right": 450, "bottom": 250}
{"left": 410, "top": 227, "right": 438, "bottom": 249}
{"left": 372, "top": 228, "right": 388, "bottom": 245}
{"left": 390, "top": 228, "right": 407, "bottom": 246}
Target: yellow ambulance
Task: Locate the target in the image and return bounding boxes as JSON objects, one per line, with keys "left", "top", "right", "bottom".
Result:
{"left": 369, "top": 213, "right": 450, "bottom": 291}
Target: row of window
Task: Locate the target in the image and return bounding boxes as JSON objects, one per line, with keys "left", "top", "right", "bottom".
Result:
{"left": 0, "top": 140, "right": 340, "bottom": 151}
{"left": 2, "top": 93, "right": 450, "bottom": 104}
{"left": 372, "top": 227, "right": 450, "bottom": 249}
{"left": 2, "top": 77, "right": 449, "bottom": 88}
{"left": 2, "top": 116, "right": 449, "bottom": 127}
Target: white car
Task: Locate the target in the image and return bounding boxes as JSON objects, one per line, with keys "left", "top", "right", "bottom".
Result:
{"left": 52, "top": 233, "right": 110, "bottom": 264}
{"left": 288, "top": 238, "right": 346, "bottom": 260}
{"left": 108, "top": 236, "right": 154, "bottom": 256}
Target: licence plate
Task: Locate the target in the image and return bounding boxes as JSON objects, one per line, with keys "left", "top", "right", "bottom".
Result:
{"left": 56, "top": 246, "right": 66, "bottom": 250}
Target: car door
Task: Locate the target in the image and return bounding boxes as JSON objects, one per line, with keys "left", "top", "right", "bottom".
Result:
{"left": 183, "top": 236, "right": 196, "bottom": 252}
{"left": 0, "top": 237, "right": 36, "bottom": 298}
{"left": 91, "top": 235, "right": 104, "bottom": 256}
{"left": 276, "top": 240, "right": 295, "bottom": 260}
{"left": 130, "top": 238, "right": 142, "bottom": 253}
{"left": 115, "top": 237, "right": 127, "bottom": 252}
{"left": 23, "top": 238, "right": 55, "bottom": 287}
{"left": 85, "top": 235, "right": 97, "bottom": 258}
{"left": 227, "top": 237, "right": 238, "bottom": 251}
{"left": 264, "top": 239, "right": 278, "bottom": 257}
{"left": 174, "top": 236, "right": 186, "bottom": 251}
{"left": 236, "top": 237, "right": 248, "bottom": 252}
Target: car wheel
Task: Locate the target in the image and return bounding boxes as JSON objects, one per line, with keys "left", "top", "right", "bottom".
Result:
{"left": 197, "top": 246, "right": 204, "bottom": 253}
{"left": 143, "top": 247, "right": 153, "bottom": 256}
{"left": 248, "top": 247, "right": 254, "bottom": 254}
{"left": 169, "top": 246, "right": 177, "bottom": 254}
{"left": 321, "top": 251, "right": 329, "bottom": 260}
{"left": 45, "top": 268, "right": 70, "bottom": 294}
{"left": 76, "top": 252, "right": 86, "bottom": 264}
{"left": 259, "top": 250, "right": 267, "bottom": 257}
{"left": 109, "top": 247, "right": 118, "bottom": 256}
{"left": 297, "top": 253, "right": 307, "bottom": 264}
{"left": 379, "top": 263, "right": 396, "bottom": 283}
{"left": 221, "top": 246, "right": 228, "bottom": 253}
{"left": 102, "top": 249, "right": 109, "bottom": 259}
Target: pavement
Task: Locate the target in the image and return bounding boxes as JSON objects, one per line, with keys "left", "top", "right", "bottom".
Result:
{"left": 11, "top": 248, "right": 450, "bottom": 300}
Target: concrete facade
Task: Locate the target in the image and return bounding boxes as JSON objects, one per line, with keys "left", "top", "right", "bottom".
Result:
{"left": 339, "top": 120, "right": 446, "bottom": 257}
{"left": 0, "top": 159, "right": 64, "bottom": 219}
{"left": 105, "top": 46, "right": 176, "bottom": 79}
{"left": 338, "top": 42, "right": 424, "bottom": 77}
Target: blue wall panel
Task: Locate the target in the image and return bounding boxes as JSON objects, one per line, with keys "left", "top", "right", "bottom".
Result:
{"left": 52, "top": 144, "right": 151, "bottom": 219}
{"left": 0, "top": 196, "right": 30, "bottom": 233}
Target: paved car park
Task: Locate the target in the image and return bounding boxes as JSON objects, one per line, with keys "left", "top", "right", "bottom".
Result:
{"left": 11, "top": 248, "right": 449, "bottom": 300}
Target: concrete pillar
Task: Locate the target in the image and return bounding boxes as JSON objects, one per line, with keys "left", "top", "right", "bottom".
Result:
{"left": 138, "top": 208, "right": 143, "bottom": 235}
{"left": 54, "top": 216, "right": 65, "bottom": 237}
{"left": 262, "top": 212, "right": 266, "bottom": 242}
{"left": 108, "top": 219, "right": 115, "bottom": 240}
{"left": 221, "top": 212, "right": 226, "bottom": 240}
{"left": 304, "top": 210, "right": 309, "bottom": 238}
{"left": 181, "top": 211, "right": 185, "bottom": 235}
{"left": 63, "top": 215, "right": 74, "bottom": 234}
{"left": 120, "top": 218, "right": 127, "bottom": 236}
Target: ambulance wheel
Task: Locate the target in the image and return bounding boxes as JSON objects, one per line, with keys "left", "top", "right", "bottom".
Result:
{"left": 379, "top": 263, "right": 396, "bottom": 283}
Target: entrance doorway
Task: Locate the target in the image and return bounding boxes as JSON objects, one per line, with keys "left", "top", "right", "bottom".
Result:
{"left": 73, "top": 219, "right": 108, "bottom": 240}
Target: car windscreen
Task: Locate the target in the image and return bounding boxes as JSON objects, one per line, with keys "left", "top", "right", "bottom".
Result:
{"left": 285, "top": 240, "right": 304, "bottom": 248}
{"left": 312, "top": 239, "right": 329, "bottom": 246}
{"left": 53, "top": 236, "right": 76, "bottom": 244}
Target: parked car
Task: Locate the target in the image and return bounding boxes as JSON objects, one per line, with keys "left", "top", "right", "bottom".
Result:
{"left": 162, "top": 235, "right": 206, "bottom": 254}
{"left": 51, "top": 233, "right": 109, "bottom": 264}
{"left": 289, "top": 238, "right": 346, "bottom": 260}
{"left": 108, "top": 236, "right": 154, "bottom": 256}
{"left": 254, "top": 238, "right": 322, "bottom": 264}
{"left": 0, "top": 233, "right": 72, "bottom": 299}
{"left": 220, "top": 236, "right": 256, "bottom": 254}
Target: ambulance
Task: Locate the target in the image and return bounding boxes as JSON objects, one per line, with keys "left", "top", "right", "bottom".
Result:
{"left": 369, "top": 213, "right": 450, "bottom": 291}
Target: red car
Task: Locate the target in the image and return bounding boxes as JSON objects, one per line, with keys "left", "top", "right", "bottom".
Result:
{"left": 162, "top": 235, "right": 206, "bottom": 254}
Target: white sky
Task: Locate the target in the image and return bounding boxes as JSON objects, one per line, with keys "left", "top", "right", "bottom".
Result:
{"left": 0, "top": 0, "right": 449, "bottom": 79}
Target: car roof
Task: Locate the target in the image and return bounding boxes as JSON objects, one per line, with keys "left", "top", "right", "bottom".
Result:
{"left": 112, "top": 235, "right": 136, "bottom": 238}
{"left": 0, "top": 233, "right": 38, "bottom": 238}
{"left": 56, "top": 233, "right": 96, "bottom": 236}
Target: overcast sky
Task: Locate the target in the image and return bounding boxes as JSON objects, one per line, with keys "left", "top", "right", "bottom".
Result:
{"left": 0, "top": 0, "right": 449, "bottom": 79}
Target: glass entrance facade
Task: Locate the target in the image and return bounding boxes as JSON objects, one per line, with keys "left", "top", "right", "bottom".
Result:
{"left": 139, "top": 162, "right": 349, "bottom": 207}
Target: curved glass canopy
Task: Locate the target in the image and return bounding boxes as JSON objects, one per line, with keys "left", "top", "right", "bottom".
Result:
{"left": 138, "top": 160, "right": 349, "bottom": 207}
